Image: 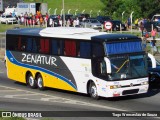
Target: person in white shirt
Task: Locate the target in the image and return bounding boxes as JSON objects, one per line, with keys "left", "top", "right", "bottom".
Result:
{"left": 76, "top": 18, "right": 79, "bottom": 27}
{"left": 49, "top": 18, "right": 53, "bottom": 27}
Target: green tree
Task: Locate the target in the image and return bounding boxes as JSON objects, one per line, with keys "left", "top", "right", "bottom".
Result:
{"left": 138, "top": 0, "right": 160, "bottom": 18}
{"left": 101, "top": 0, "right": 123, "bottom": 18}
{"left": 101, "top": 0, "right": 160, "bottom": 20}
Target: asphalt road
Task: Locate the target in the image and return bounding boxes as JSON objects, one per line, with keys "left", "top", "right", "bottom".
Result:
{"left": 0, "top": 61, "right": 160, "bottom": 120}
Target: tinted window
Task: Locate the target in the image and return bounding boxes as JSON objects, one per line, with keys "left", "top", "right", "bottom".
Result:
{"left": 65, "top": 40, "right": 76, "bottom": 57}
{"left": 6, "top": 35, "right": 19, "bottom": 51}
{"left": 79, "top": 41, "right": 91, "bottom": 58}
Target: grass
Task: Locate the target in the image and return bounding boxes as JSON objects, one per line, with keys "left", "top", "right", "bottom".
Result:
{"left": 0, "top": 24, "right": 30, "bottom": 32}
{"left": 0, "top": 24, "right": 18, "bottom": 32}
{"left": 23, "top": 0, "right": 105, "bottom": 16}
{"left": 0, "top": 23, "right": 43, "bottom": 32}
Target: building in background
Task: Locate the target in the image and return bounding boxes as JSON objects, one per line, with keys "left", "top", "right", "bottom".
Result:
{"left": 0, "top": 0, "right": 3, "bottom": 12}
{"left": 1, "top": 0, "right": 23, "bottom": 12}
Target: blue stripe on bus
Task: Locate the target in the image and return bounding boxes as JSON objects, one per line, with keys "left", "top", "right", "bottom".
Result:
{"left": 6, "top": 51, "right": 77, "bottom": 90}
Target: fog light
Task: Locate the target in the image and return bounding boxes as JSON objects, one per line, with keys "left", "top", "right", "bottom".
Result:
{"left": 110, "top": 85, "right": 121, "bottom": 89}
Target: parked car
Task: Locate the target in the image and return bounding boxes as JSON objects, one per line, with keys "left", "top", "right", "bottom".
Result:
{"left": 80, "top": 18, "right": 102, "bottom": 29}
{"left": 96, "top": 16, "right": 112, "bottom": 24}
{"left": 144, "top": 21, "right": 160, "bottom": 32}
{"left": 61, "top": 14, "right": 74, "bottom": 21}
{"left": 151, "top": 14, "right": 160, "bottom": 22}
{"left": 148, "top": 57, "right": 160, "bottom": 87}
{"left": 110, "top": 20, "right": 126, "bottom": 31}
{"left": 77, "top": 13, "right": 90, "bottom": 22}
{"left": 153, "top": 22, "right": 160, "bottom": 32}
{"left": 0, "top": 15, "right": 17, "bottom": 24}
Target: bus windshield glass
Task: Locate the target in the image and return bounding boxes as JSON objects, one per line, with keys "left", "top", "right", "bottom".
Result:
{"left": 108, "top": 54, "right": 148, "bottom": 80}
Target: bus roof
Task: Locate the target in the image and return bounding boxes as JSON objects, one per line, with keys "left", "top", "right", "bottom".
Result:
{"left": 6, "top": 27, "right": 139, "bottom": 41}
{"left": 91, "top": 34, "right": 139, "bottom": 42}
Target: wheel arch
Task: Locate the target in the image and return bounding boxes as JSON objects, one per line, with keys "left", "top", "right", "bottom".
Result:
{"left": 87, "top": 79, "right": 99, "bottom": 99}
{"left": 35, "top": 72, "right": 42, "bottom": 81}
{"left": 25, "top": 71, "right": 32, "bottom": 83}
{"left": 87, "top": 79, "right": 94, "bottom": 94}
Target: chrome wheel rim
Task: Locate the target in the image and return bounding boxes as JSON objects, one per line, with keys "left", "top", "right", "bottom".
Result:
{"left": 91, "top": 85, "right": 97, "bottom": 97}
{"left": 37, "top": 77, "right": 43, "bottom": 88}
{"left": 29, "top": 76, "right": 34, "bottom": 86}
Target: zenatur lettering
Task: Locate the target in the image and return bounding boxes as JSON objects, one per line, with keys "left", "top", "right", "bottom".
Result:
{"left": 21, "top": 53, "right": 57, "bottom": 66}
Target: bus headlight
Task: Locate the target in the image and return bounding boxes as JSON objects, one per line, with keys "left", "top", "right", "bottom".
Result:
{"left": 110, "top": 85, "right": 121, "bottom": 89}
{"left": 141, "top": 81, "right": 148, "bottom": 85}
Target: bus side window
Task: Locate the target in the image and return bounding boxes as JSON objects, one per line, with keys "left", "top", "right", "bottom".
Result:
{"left": 100, "top": 60, "right": 107, "bottom": 75}
{"left": 76, "top": 41, "right": 80, "bottom": 57}
{"left": 80, "top": 42, "right": 91, "bottom": 58}
{"left": 44, "top": 39, "right": 49, "bottom": 54}
{"left": 92, "top": 42, "right": 104, "bottom": 57}
{"left": 40, "top": 38, "right": 50, "bottom": 54}
{"left": 51, "top": 39, "right": 58, "bottom": 55}
{"left": 25, "top": 37, "right": 39, "bottom": 53}
{"left": 59, "top": 40, "right": 64, "bottom": 56}
{"left": 18, "top": 36, "right": 25, "bottom": 51}
{"left": 6, "top": 35, "right": 19, "bottom": 51}
{"left": 65, "top": 40, "right": 76, "bottom": 57}
{"left": 26, "top": 38, "right": 32, "bottom": 52}
{"left": 18, "top": 36, "right": 21, "bottom": 51}
{"left": 32, "top": 39, "right": 38, "bottom": 53}
{"left": 92, "top": 58, "right": 107, "bottom": 78}
{"left": 20, "top": 37, "right": 27, "bottom": 51}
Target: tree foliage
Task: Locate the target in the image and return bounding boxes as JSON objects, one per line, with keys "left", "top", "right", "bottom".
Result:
{"left": 101, "top": 0, "right": 160, "bottom": 21}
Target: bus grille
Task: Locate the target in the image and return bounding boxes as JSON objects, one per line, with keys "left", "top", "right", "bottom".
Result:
{"left": 121, "top": 84, "right": 141, "bottom": 88}
{"left": 122, "top": 89, "right": 139, "bottom": 95}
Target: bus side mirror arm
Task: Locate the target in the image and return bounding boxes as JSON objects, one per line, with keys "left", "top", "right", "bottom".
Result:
{"left": 148, "top": 53, "right": 156, "bottom": 68}
{"left": 104, "top": 57, "right": 111, "bottom": 74}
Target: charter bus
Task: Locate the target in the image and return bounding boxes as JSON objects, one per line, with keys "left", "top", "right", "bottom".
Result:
{"left": 6, "top": 27, "right": 149, "bottom": 99}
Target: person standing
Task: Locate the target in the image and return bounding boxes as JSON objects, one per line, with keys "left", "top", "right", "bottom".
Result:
{"left": 134, "top": 18, "right": 139, "bottom": 30}
{"left": 59, "top": 19, "right": 62, "bottom": 27}
{"left": 73, "top": 19, "right": 76, "bottom": 27}
{"left": 76, "top": 18, "right": 80, "bottom": 27}
{"left": 139, "top": 22, "right": 144, "bottom": 37}
{"left": 151, "top": 28, "right": 157, "bottom": 40}
{"left": 67, "top": 19, "right": 70, "bottom": 27}
{"left": 49, "top": 18, "right": 53, "bottom": 27}
{"left": 150, "top": 28, "right": 158, "bottom": 55}
{"left": 142, "top": 28, "right": 149, "bottom": 52}
{"left": 127, "top": 17, "right": 131, "bottom": 30}
{"left": 40, "top": 17, "right": 43, "bottom": 27}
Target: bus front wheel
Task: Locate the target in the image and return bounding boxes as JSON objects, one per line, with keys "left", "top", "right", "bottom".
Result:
{"left": 89, "top": 82, "right": 99, "bottom": 100}
{"left": 36, "top": 74, "right": 44, "bottom": 90}
{"left": 27, "top": 73, "right": 37, "bottom": 89}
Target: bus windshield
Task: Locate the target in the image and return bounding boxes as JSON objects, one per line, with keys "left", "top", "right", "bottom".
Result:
{"left": 108, "top": 54, "right": 148, "bottom": 81}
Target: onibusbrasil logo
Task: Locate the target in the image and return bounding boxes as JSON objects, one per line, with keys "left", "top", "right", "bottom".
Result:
{"left": 1, "top": 112, "right": 42, "bottom": 118}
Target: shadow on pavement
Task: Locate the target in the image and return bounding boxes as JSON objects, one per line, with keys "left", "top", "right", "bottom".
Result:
{"left": 14, "top": 81, "right": 160, "bottom": 101}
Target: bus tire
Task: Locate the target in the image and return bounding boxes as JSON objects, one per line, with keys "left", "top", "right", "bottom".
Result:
{"left": 89, "top": 82, "right": 99, "bottom": 100}
{"left": 36, "top": 74, "right": 45, "bottom": 90}
{"left": 27, "top": 73, "right": 37, "bottom": 89}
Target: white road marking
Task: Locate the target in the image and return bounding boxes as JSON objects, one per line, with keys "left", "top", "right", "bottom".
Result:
{"left": 0, "top": 89, "right": 22, "bottom": 92}
{"left": 4, "top": 93, "right": 38, "bottom": 98}
{"left": 0, "top": 85, "right": 127, "bottom": 111}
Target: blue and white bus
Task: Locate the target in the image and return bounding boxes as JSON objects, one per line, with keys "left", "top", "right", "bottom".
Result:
{"left": 6, "top": 27, "right": 148, "bottom": 99}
